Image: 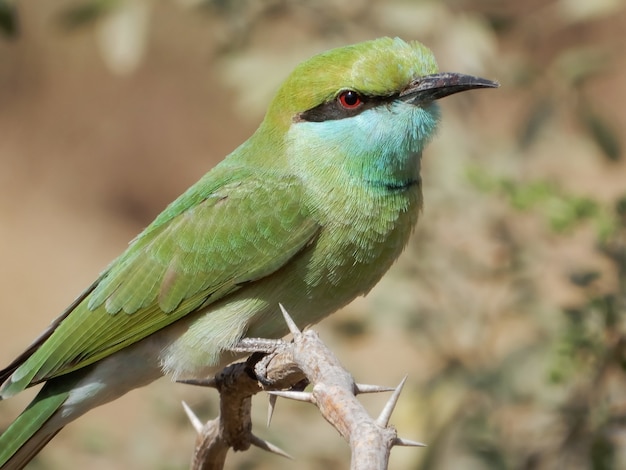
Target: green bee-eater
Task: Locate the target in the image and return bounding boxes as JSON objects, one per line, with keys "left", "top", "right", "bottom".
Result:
{"left": 0, "top": 37, "right": 497, "bottom": 468}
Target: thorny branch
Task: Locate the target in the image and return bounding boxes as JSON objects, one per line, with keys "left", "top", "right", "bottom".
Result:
{"left": 180, "top": 306, "right": 424, "bottom": 470}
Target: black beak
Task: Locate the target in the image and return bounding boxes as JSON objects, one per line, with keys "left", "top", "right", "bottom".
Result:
{"left": 400, "top": 72, "right": 499, "bottom": 104}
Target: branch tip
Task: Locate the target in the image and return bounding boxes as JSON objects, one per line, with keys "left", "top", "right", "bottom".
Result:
{"left": 376, "top": 375, "right": 408, "bottom": 427}
{"left": 177, "top": 377, "right": 218, "bottom": 388}
{"left": 354, "top": 383, "right": 395, "bottom": 394}
{"left": 268, "top": 390, "right": 313, "bottom": 403}
{"left": 250, "top": 434, "right": 293, "bottom": 459}
{"left": 393, "top": 437, "right": 427, "bottom": 447}
{"left": 267, "top": 394, "right": 277, "bottom": 427}
{"left": 278, "top": 303, "right": 301, "bottom": 336}
{"left": 181, "top": 401, "right": 204, "bottom": 434}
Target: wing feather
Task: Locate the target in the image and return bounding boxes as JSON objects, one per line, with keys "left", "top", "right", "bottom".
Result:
{"left": 1, "top": 169, "right": 319, "bottom": 395}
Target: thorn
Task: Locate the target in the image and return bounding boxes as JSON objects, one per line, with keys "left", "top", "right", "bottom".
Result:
{"left": 181, "top": 401, "right": 204, "bottom": 434}
{"left": 268, "top": 390, "right": 314, "bottom": 403}
{"left": 177, "top": 377, "right": 218, "bottom": 388}
{"left": 376, "top": 375, "right": 408, "bottom": 427}
{"left": 279, "top": 303, "right": 301, "bottom": 336}
{"left": 393, "top": 437, "right": 427, "bottom": 447}
{"left": 354, "top": 383, "right": 394, "bottom": 394}
{"left": 267, "top": 394, "right": 277, "bottom": 427}
{"left": 250, "top": 433, "right": 293, "bottom": 459}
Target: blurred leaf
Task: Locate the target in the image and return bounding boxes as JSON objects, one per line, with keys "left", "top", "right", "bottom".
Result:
{"left": 580, "top": 108, "right": 622, "bottom": 161}
{"left": 555, "top": 47, "right": 609, "bottom": 86}
{"left": 547, "top": 195, "right": 598, "bottom": 232}
{"left": 569, "top": 270, "right": 601, "bottom": 287}
{"left": 331, "top": 317, "right": 369, "bottom": 339}
{"left": 518, "top": 99, "right": 554, "bottom": 149}
{"left": 504, "top": 180, "right": 554, "bottom": 211}
{"left": 59, "top": 0, "right": 119, "bottom": 30}
{"left": 465, "top": 165, "right": 500, "bottom": 193}
{"left": 590, "top": 430, "right": 615, "bottom": 470}
{"left": 0, "top": 0, "right": 17, "bottom": 38}
{"left": 559, "top": 0, "right": 625, "bottom": 23}
{"left": 467, "top": 168, "right": 617, "bottom": 237}
{"left": 484, "top": 12, "right": 516, "bottom": 34}
{"left": 96, "top": 0, "right": 150, "bottom": 75}
{"left": 616, "top": 196, "right": 626, "bottom": 218}
{"left": 460, "top": 411, "right": 508, "bottom": 470}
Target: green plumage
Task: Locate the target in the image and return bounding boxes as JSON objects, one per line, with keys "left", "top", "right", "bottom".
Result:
{"left": 0, "top": 37, "right": 497, "bottom": 469}
{"left": 6, "top": 169, "right": 319, "bottom": 394}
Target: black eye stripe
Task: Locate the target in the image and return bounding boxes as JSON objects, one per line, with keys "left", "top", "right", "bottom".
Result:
{"left": 298, "top": 94, "right": 396, "bottom": 123}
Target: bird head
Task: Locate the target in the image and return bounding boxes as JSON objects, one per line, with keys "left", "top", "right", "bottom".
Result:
{"left": 268, "top": 36, "right": 496, "bottom": 127}
{"left": 249, "top": 37, "right": 498, "bottom": 192}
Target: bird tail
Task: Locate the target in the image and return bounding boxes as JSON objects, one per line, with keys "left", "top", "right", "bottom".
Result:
{"left": 0, "top": 384, "right": 69, "bottom": 470}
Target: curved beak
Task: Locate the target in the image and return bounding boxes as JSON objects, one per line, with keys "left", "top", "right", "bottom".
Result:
{"left": 400, "top": 72, "right": 499, "bottom": 104}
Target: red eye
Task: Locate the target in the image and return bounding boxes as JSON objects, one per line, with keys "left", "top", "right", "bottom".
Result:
{"left": 338, "top": 90, "right": 362, "bottom": 109}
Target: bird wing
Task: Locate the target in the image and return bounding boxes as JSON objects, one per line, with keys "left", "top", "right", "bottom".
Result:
{"left": 2, "top": 167, "right": 319, "bottom": 394}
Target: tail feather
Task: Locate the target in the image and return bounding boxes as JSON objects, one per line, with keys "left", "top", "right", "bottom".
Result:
{"left": 0, "top": 279, "right": 101, "bottom": 398}
{"left": 0, "top": 347, "right": 163, "bottom": 469}
{"left": 0, "top": 385, "right": 69, "bottom": 469}
{"left": 0, "top": 429, "right": 62, "bottom": 470}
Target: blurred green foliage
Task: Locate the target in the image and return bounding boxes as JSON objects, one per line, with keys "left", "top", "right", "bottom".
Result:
{"left": 0, "top": 0, "right": 17, "bottom": 37}
{"left": 59, "top": 0, "right": 120, "bottom": 30}
{"left": 467, "top": 168, "right": 617, "bottom": 238}
{"left": 462, "top": 173, "right": 626, "bottom": 468}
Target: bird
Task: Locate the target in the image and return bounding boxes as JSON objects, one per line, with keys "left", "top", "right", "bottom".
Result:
{"left": 0, "top": 36, "right": 497, "bottom": 468}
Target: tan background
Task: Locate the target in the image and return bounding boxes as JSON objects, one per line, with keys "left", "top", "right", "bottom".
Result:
{"left": 1, "top": 0, "right": 625, "bottom": 469}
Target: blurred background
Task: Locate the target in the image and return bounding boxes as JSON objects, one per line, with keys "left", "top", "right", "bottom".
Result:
{"left": 0, "top": 0, "right": 625, "bottom": 469}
